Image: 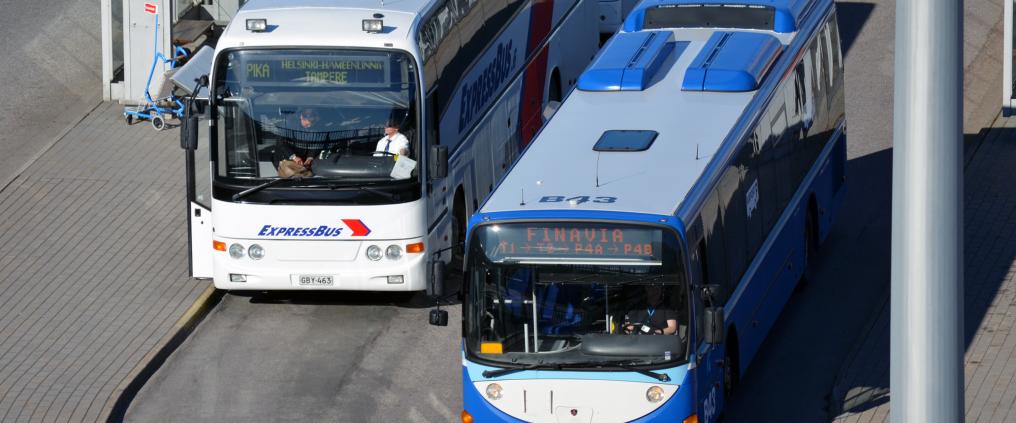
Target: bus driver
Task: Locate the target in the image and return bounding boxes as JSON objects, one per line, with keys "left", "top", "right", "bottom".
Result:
{"left": 624, "top": 285, "right": 678, "bottom": 335}
{"left": 374, "top": 119, "right": 410, "bottom": 157}
{"left": 276, "top": 108, "right": 323, "bottom": 178}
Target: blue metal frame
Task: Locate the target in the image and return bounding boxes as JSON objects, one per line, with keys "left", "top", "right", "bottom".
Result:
{"left": 123, "top": 12, "right": 189, "bottom": 128}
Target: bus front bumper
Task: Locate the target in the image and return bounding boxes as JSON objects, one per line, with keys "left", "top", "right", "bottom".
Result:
{"left": 211, "top": 238, "right": 428, "bottom": 291}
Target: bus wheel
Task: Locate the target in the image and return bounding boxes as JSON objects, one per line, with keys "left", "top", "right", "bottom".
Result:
{"left": 799, "top": 202, "right": 819, "bottom": 290}
{"left": 451, "top": 193, "right": 466, "bottom": 269}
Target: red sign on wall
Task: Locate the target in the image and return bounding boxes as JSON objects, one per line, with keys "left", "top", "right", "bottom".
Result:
{"left": 144, "top": 3, "right": 158, "bottom": 14}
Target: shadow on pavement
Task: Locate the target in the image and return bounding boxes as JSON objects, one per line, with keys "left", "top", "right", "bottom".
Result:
{"left": 837, "top": 2, "right": 876, "bottom": 58}
{"left": 831, "top": 127, "right": 1016, "bottom": 417}
{"left": 230, "top": 272, "right": 465, "bottom": 309}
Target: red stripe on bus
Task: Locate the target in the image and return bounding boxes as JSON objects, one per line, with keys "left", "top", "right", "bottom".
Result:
{"left": 519, "top": 47, "right": 550, "bottom": 148}
{"left": 527, "top": 0, "right": 555, "bottom": 54}
{"left": 518, "top": 0, "right": 555, "bottom": 149}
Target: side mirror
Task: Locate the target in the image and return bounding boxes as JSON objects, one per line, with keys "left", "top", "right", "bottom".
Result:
{"left": 429, "top": 308, "right": 449, "bottom": 326}
{"left": 428, "top": 260, "right": 446, "bottom": 298}
{"left": 430, "top": 145, "right": 448, "bottom": 179}
{"left": 428, "top": 260, "right": 449, "bottom": 326}
{"left": 704, "top": 307, "right": 725, "bottom": 345}
{"left": 181, "top": 114, "right": 199, "bottom": 150}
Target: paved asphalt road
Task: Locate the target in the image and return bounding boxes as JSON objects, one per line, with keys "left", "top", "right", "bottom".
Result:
{"left": 125, "top": 1, "right": 997, "bottom": 421}
{"left": 0, "top": 0, "right": 102, "bottom": 187}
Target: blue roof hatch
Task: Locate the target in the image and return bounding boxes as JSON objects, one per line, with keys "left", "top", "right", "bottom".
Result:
{"left": 682, "top": 31, "right": 782, "bottom": 92}
{"left": 577, "top": 31, "right": 685, "bottom": 91}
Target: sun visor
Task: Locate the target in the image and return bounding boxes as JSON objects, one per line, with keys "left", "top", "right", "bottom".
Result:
{"left": 170, "top": 45, "right": 213, "bottom": 100}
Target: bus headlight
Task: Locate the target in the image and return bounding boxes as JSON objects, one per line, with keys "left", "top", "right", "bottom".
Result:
{"left": 366, "top": 245, "right": 383, "bottom": 261}
{"left": 248, "top": 244, "right": 265, "bottom": 260}
{"left": 229, "top": 243, "right": 245, "bottom": 259}
{"left": 385, "top": 245, "right": 402, "bottom": 260}
{"left": 485, "top": 383, "right": 503, "bottom": 400}
{"left": 646, "top": 386, "right": 665, "bottom": 403}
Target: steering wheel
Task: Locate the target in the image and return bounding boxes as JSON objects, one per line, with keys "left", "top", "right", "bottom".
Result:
{"left": 626, "top": 322, "right": 657, "bottom": 335}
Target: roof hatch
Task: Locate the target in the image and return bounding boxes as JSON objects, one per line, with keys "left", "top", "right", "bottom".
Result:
{"left": 577, "top": 31, "right": 682, "bottom": 92}
{"left": 593, "top": 130, "right": 659, "bottom": 152}
{"left": 682, "top": 31, "right": 782, "bottom": 92}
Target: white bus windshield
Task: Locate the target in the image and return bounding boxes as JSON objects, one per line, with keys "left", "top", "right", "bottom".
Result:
{"left": 214, "top": 49, "right": 420, "bottom": 185}
{"left": 465, "top": 223, "right": 690, "bottom": 368}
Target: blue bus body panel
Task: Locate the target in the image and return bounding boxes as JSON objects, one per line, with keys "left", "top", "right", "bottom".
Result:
{"left": 682, "top": 32, "right": 783, "bottom": 92}
{"left": 577, "top": 31, "right": 678, "bottom": 91}
{"left": 623, "top": 0, "right": 812, "bottom": 33}
{"left": 723, "top": 127, "right": 847, "bottom": 375}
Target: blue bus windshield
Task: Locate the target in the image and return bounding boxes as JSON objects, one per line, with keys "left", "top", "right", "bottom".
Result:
{"left": 465, "top": 222, "right": 690, "bottom": 367}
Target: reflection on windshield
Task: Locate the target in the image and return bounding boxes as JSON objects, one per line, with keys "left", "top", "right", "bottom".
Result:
{"left": 466, "top": 223, "right": 690, "bottom": 367}
{"left": 214, "top": 49, "right": 419, "bottom": 184}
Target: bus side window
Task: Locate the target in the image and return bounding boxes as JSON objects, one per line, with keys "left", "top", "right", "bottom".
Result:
{"left": 701, "top": 190, "right": 728, "bottom": 303}
{"left": 717, "top": 162, "right": 748, "bottom": 290}
{"left": 426, "top": 91, "right": 440, "bottom": 147}
{"left": 694, "top": 240, "right": 709, "bottom": 344}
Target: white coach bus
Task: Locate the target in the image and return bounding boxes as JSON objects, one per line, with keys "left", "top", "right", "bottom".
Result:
{"left": 181, "top": 0, "right": 600, "bottom": 291}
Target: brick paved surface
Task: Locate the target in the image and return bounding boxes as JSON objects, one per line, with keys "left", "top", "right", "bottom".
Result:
{"left": 831, "top": 115, "right": 1016, "bottom": 422}
{"left": 0, "top": 102, "right": 207, "bottom": 422}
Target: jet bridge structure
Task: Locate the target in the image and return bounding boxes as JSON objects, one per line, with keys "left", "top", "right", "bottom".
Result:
{"left": 100, "top": 0, "right": 241, "bottom": 103}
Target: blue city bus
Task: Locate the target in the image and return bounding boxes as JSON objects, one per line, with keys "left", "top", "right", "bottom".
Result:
{"left": 442, "top": 0, "right": 847, "bottom": 420}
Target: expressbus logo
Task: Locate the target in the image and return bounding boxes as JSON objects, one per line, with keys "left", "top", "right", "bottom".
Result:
{"left": 458, "top": 40, "right": 518, "bottom": 133}
{"left": 257, "top": 219, "right": 371, "bottom": 237}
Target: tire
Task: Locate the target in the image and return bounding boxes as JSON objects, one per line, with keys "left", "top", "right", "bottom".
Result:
{"left": 799, "top": 205, "right": 818, "bottom": 289}
{"left": 450, "top": 197, "right": 466, "bottom": 272}
{"left": 723, "top": 341, "right": 739, "bottom": 400}
{"left": 125, "top": 114, "right": 133, "bottom": 125}
{"left": 151, "top": 115, "right": 166, "bottom": 131}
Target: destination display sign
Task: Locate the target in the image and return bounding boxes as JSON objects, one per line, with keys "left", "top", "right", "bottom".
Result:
{"left": 243, "top": 55, "right": 389, "bottom": 85}
{"left": 481, "top": 223, "right": 662, "bottom": 263}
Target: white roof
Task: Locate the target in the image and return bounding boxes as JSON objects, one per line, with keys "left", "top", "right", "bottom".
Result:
{"left": 481, "top": 28, "right": 793, "bottom": 218}
{"left": 217, "top": 0, "right": 438, "bottom": 53}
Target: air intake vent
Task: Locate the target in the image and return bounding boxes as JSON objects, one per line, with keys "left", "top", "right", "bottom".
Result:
{"left": 577, "top": 31, "right": 681, "bottom": 92}
{"left": 623, "top": 0, "right": 809, "bottom": 33}
{"left": 682, "top": 31, "right": 782, "bottom": 92}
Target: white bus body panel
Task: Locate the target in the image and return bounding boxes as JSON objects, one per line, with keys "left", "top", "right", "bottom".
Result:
{"left": 189, "top": 202, "right": 213, "bottom": 278}
{"left": 211, "top": 198, "right": 428, "bottom": 291}
{"left": 481, "top": 28, "right": 794, "bottom": 218}
{"left": 475, "top": 379, "right": 678, "bottom": 422}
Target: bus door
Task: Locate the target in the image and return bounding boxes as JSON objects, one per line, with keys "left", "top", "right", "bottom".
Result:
{"left": 184, "top": 104, "right": 213, "bottom": 279}
{"left": 694, "top": 193, "right": 728, "bottom": 422}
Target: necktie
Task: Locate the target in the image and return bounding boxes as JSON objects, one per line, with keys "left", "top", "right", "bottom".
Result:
{"left": 385, "top": 138, "right": 392, "bottom": 153}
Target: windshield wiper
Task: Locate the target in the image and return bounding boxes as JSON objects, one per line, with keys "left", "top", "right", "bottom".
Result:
{"left": 233, "top": 177, "right": 305, "bottom": 201}
{"left": 565, "top": 360, "right": 671, "bottom": 382}
{"left": 482, "top": 363, "right": 562, "bottom": 379}
{"left": 325, "top": 181, "right": 397, "bottom": 200}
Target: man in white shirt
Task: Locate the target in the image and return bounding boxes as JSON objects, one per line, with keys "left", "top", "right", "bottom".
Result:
{"left": 375, "top": 120, "right": 411, "bottom": 157}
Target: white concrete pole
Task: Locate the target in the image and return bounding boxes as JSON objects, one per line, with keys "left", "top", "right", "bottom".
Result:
{"left": 890, "top": 0, "right": 964, "bottom": 420}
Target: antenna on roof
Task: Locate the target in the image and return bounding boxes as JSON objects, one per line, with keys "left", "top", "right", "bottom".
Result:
{"left": 520, "top": 187, "right": 526, "bottom": 206}
{"left": 696, "top": 143, "right": 700, "bottom": 160}
{"left": 595, "top": 151, "right": 601, "bottom": 188}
